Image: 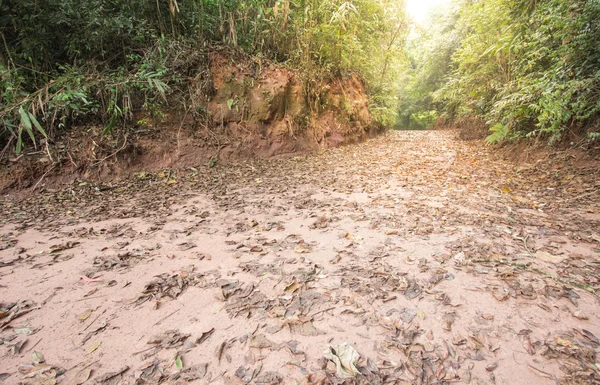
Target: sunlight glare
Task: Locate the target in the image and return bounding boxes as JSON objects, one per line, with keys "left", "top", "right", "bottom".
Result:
{"left": 406, "top": 0, "right": 451, "bottom": 25}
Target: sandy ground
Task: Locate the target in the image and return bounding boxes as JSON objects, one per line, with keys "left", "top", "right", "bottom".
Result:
{"left": 1, "top": 130, "right": 600, "bottom": 385}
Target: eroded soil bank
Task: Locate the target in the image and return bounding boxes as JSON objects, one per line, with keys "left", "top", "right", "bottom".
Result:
{"left": 0, "top": 52, "right": 378, "bottom": 192}
{"left": 1, "top": 130, "right": 600, "bottom": 385}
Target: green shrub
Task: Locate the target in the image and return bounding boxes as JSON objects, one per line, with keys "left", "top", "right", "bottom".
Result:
{"left": 0, "top": 0, "right": 409, "bottom": 155}
{"left": 400, "top": 0, "right": 600, "bottom": 143}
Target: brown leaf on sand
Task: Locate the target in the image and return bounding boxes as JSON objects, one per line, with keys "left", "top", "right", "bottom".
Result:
{"left": 147, "top": 330, "right": 190, "bottom": 349}
{"left": 250, "top": 334, "right": 277, "bottom": 349}
{"left": 323, "top": 342, "right": 360, "bottom": 379}
{"left": 169, "top": 363, "right": 208, "bottom": 381}
{"left": 441, "top": 313, "right": 456, "bottom": 331}
{"left": 49, "top": 241, "right": 80, "bottom": 253}
{"left": 215, "top": 340, "right": 228, "bottom": 362}
{"left": 95, "top": 366, "right": 129, "bottom": 384}
{"left": 196, "top": 328, "right": 215, "bottom": 345}
{"left": 398, "top": 308, "right": 417, "bottom": 324}
{"left": 217, "top": 279, "right": 240, "bottom": 300}
{"left": 235, "top": 363, "right": 263, "bottom": 383}
{"left": 428, "top": 273, "right": 445, "bottom": 287}
{"left": 310, "top": 216, "right": 329, "bottom": 229}
{"left": 12, "top": 339, "right": 26, "bottom": 355}
{"left": 254, "top": 371, "right": 283, "bottom": 384}
{"left": 518, "top": 329, "right": 536, "bottom": 355}
{"left": 572, "top": 310, "right": 588, "bottom": 320}
{"left": 493, "top": 287, "right": 510, "bottom": 302}
{"left": 81, "top": 321, "right": 107, "bottom": 345}
{"left": 136, "top": 270, "right": 203, "bottom": 306}
{"left": 535, "top": 250, "right": 567, "bottom": 264}
{"left": 404, "top": 278, "right": 422, "bottom": 299}
{"left": 72, "top": 367, "right": 93, "bottom": 385}
{"left": 286, "top": 318, "right": 322, "bottom": 336}
{"left": 93, "top": 252, "right": 140, "bottom": 271}
{"left": 0, "top": 301, "right": 38, "bottom": 330}
{"left": 575, "top": 328, "right": 600, "bottom": 345}
{"left": 294, "top": 242, "right": 311, "bottom": 254}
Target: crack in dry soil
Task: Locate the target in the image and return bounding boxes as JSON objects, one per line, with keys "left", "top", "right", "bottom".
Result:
{"left": 1, "top": 130, "right": 600, "bottom": 385}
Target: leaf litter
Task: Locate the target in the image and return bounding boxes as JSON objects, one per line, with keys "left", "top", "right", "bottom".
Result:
{"left": 1, "top": 130, "right": 600, "bottom": 385}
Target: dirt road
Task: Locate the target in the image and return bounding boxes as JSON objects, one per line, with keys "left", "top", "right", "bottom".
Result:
{"left": 1, "top": 130, "right": 600, "bottom": 385}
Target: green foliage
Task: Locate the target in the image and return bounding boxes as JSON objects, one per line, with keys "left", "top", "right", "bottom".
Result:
{"left": 1, "top": 45, "right": 171, "bottom": 147}
{"left": 15, "top": 105, "right": 47, "bottom": 154}
{"left": 400, "top": 0, "right": 600, "bottom": 142}
{"left": 0, "top": 0, "right": 408, "bottom": 155}
{"left": 409, "top": 110, "right": 437, "bottom": 130}
{"left": 485, "top": 123, "right": 509, "bottom": 145}
{"left": 396, "top": 3, "right": 461, "bottom": 129}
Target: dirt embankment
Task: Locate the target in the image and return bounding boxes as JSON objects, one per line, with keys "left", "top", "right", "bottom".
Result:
{"left": 204, "top": 53, "right": 374, "bottom": 153}
{"left": 0, "top": 52, "right": 378, "bottom": 192}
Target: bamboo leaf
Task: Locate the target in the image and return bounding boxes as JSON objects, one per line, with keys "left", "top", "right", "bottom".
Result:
{"left": 102, "top": 116, "right": 117, "bottom": 136}
{"left": 28, "top": 112, "right": 47, "bottom": 138}
{"left": 18, "top": 106, "right": 32, "bottom": 132}
{"left": 19, "top": 107, "right": 35, "bottom": 141}
{"left": 16, "top": 126, "right": 23, "bottom": 155}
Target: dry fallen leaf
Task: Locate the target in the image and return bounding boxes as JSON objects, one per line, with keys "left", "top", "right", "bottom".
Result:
{"left": 284, "top": 281, "right": 300, "bottom": 293}
{"left": 86, "top": 341, "right": 102, "bottom": 355}
{"left": 78, "top": 309, "right": 93, "bottom": 322}
{"left": 73, "top": 367, "right": 93, "bottom": 385}
{"left": 572, "top": 311, "right": 588, "bottom": 320}
{"left": 323, "top": 342, "right": 360, "bottom": 379}
{"left": 294, "top": 243, "right": 311, "bottom": 254}
{"left": 32, "top": 351, "right": 45, "bottom": 364}
{"left": 2, "top": 130, "right": 600, "bottom": 385}
{"left": 196, "top": 328, "right": 215, "bottom": 345}
{"left": 555, "top": 337, "right": 572, "bottom": 347}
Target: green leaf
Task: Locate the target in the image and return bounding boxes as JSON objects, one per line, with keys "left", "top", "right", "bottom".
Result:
{"left": 16, "top": 126, "right": 23, "bottom": 155}
{"left": 102, "top": 116, "right": 117, "bottom": 136}
{"left": 3, "top": 120, "right": 17, "bottom": 137}
{"left": 486, "top": 123, "right": 509, "bottom": 145}
{"left": 19, "top": 106, "right": 36, "bottom": 146}
{"left": 175, "top": 355, "right": 183, "bottom": 370}
{"left": 24, "top": 125, "right": 35, "bottom": 144}
{"left": 18, "top": 106, "right": 32, "bottom": 131}
{"left": 153, "top": 79, "right": 168, "bottom": 101}
{"left": 28, "top": 112, "right": 47, "bottom": 138}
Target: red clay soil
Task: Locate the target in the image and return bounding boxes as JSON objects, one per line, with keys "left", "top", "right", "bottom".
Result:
{"left": 1, "top": 130, "right": 600, "bottom": 385}
{"left": 1, "top": 51, "right": 379, "bottom": 193}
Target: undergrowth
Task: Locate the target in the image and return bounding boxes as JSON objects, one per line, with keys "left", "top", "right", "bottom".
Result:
{"left": 0, "top": 0, "right": 408, "bottom": 159}
{"left": 397, "top": 0, "right": 600, "bottom": 144}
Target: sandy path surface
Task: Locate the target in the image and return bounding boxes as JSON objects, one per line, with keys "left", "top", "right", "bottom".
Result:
{"left": 1, "top": 130, "right": 600, "bottom": 385}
